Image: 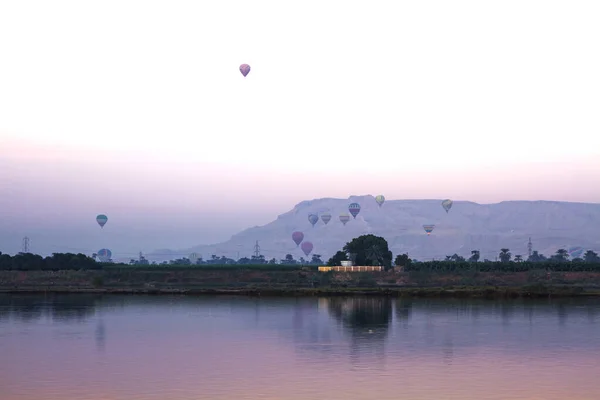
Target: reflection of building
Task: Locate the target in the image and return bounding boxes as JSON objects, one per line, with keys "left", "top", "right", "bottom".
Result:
{"left": 318, "top": 298, "right": 329, "bottom": 310}
{"left": 326, "top": 297, "right": 392, "bottom": 364}
{"left": 318, "top": 266, "right": 383, "bottom": 272}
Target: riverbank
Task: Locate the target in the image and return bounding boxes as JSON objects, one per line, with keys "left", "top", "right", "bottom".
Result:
{"left": 2, "top": 268, "right": 600, "bottom": 297}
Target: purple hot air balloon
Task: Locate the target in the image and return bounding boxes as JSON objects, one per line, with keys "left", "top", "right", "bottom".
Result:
{"left": 239, "top": 64, "right": 251, "bottom": 77}
{"left": 292, "top": 231, "right": 304, "bottom": 247}
{"left": 300, "top": 241, "right": 313, "bottom": 257}
{"left": 348, "top": 203, "right": 361, "bottom": 219}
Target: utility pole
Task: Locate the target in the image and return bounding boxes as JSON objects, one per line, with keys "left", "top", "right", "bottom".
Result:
{"left": 253, "top": 240, "right": 261, "bottom": 258}
{"left": 21, "top": 236, "right": 30, "bottom": 253}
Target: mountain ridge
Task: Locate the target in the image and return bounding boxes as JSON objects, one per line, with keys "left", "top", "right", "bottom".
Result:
{"left": 148, "top": 196, "right": 600, "bottom": 262}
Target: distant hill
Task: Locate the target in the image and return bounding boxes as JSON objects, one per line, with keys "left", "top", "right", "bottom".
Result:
{"left": 148, "top": 196, "right": 600, "bottom": 262}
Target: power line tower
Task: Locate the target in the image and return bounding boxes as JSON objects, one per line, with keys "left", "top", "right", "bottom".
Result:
{"left": 22, "top": 236, "right": 30, "bottom": 253}
{"left": 253, "top": 240, "right": 261, "bottom": 258}
{"left": 527, "top": 237, "right": 533, "bottom": 258}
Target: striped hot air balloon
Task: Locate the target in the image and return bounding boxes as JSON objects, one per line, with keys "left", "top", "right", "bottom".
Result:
{"left": 423, "top": 225, "right": 435, "bottom": 235}
{"left": 96, "top": 214, "right": 108, "bottom": 228}
{"left": 339, "top": 213, "right": 350, "bottom": 226}
{"left": 348, "top": 203, "right": 361, "bottom": 219}
{"left": 321, "top": 213, "right": 332, "bottom": 225}
{"left": 441, "top": 199, "right": 453, "bottom": 213}
{"left": 97, "top": 248, "right": 112, "bottom": 262}
{"left": 375, "top": 195, "right": 385, "bottom": 207}
{"left": 568, "top": 246, "right": 584, "bottom": 259}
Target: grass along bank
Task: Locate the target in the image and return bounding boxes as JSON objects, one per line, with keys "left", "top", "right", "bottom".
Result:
{"left": 1, "top": 268, "right": 600, "bottom": 298}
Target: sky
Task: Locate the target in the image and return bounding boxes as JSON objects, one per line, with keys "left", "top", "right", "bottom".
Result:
{"left": 1, "top": 0, "right": 600, "bottom": 257}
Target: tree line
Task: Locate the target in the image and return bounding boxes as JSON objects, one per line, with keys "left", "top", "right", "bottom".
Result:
{"left": 0, "top": 252, "right": 100, "bottom": 271}
{"left": 2, "top": 235, "right": 599, "bottom": 272}
{"left": 325, "top": 235, "right": 600, "bottom": 272}
{"left": 144, "top": 253, "right": 325, "bottom": 266}
{"left": 0, "top": 251, "right": 326, "bottom": 270}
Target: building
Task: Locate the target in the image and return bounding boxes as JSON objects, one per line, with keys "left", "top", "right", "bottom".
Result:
{"left": 318, "top": 265, "right": 383, "bottom": 272}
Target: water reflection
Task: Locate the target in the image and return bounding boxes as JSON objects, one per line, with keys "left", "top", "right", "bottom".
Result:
{"left": 1, "top": 295, "right": 600, "bottom": 400}
{"left": 394, "top": 297, "right": 413, "bottom": 327}
{"left": 325, "top": 297, "right": 392, "bottom": 365}
{"left": 0, "top": 294, "right": 102, "bottom": 322}
{"left": 95, "top": 320, "right": 106, "bottom": 352}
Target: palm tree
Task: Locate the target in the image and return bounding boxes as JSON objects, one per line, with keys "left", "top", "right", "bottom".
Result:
{"left": 553, "top": 249, "right": 569, "bottom": 262}
{"left": 499, "top": 248, "right": 512, "bottom": 263}
{"left": 514, "top": 255, "right": 523, "bottom": 263}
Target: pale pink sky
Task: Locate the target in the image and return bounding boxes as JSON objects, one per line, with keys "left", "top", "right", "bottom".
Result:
{"left": 1, "top": 0, "right": 599, "bottom": 256}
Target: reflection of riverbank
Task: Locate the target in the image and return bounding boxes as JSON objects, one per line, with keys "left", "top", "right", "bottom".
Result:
{"left": 3, "top": 284, "right": 600, "bottom": 298}
{"left": 2, "top": 294, "right": 600, "bottom": 400}
{"left": 1, "top": 294, "right": 599, "bottom": 329}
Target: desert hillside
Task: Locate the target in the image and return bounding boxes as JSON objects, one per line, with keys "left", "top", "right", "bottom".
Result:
{"left": 149, "top": 196, "right": 600, "bottom": 262}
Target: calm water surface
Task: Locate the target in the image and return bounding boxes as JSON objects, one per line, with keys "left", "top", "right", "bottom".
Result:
{"left": 1, "top": 294, "right": 600, "bottom": 400}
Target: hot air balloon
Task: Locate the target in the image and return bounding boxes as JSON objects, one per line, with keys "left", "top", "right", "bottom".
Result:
{"left": 292, "top": 231, "right": 304, "bottom": 247}
{"left": 96, "top": 214, "right": 108, "bottom": 228}
{"left": 321, "top": 213, "right": 332, "bottom": 225}
{"left": 423, "top": 224, "right": 435, "bottom": 235}
{"left": 301, "top": 241, "right": 313, "bottom": 257}
{"left": 348, "top": 203, "right": 361, "bottom": 219}
{"left": 97, "top": 248, "right": 112, "bottom": 262}
{"left": 375, "top": 195, "right": 385, "bottom": 207}
{"left": 339, "top": 213, "right": 350, "bottom": 226}
{"left": 308, "top": 214, "right": 319, "bottom": 227}
{"left": 441, "top": 199, "right": 453, "bottom": 213}
{"left": 239, "top": 64, "right": 251, "bottom": 77}
{"left": 568, "top": 246, "right": 584, "bottom": 259}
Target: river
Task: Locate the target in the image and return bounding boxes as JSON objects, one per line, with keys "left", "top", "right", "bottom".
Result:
{"left": 1, "top": 294, "right": 599, "bottom": 399}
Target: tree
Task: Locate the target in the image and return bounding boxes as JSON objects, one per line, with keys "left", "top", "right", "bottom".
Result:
{"left": 514, "top": 255, "right": 523, "bottom": 263}
{"left": 170, "top": 257, "right": 191, "bottom": 265}
{"left": 342, "top": 234, "right": 393, "bottom": 269}
{"left": 268, "top": 257, "right": 277, "bottom": 264}
{"left": 499, "top": 248, "right": 511, "bottom": 263}
{"left": 584, "top": 250, "right": 600, "bottom": 263}
{"left": 281, "top": 254, "right": 296, "bottom": 265}
{"left": 551, "top": 249, "right": 569, "bottom": 262}
{"left": 326, "top": 251, "right": 348, "bottom": 266}
{"left": 311, "top": 254, "right": 324, "bottom": 265}
{"left": 251, "top": 255, "right": 266, "bottom": 264}
{"left": 449, "top": 254, "right": 465, "bottom": 262}
{"left": 469, "top": 250, "right": 480, "bottom": 263}
{"left": 528, "top": 250, "right": 547, "bottom": 262}
{"left": 394, "top": 253, "right": 411, "bottom": 267}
